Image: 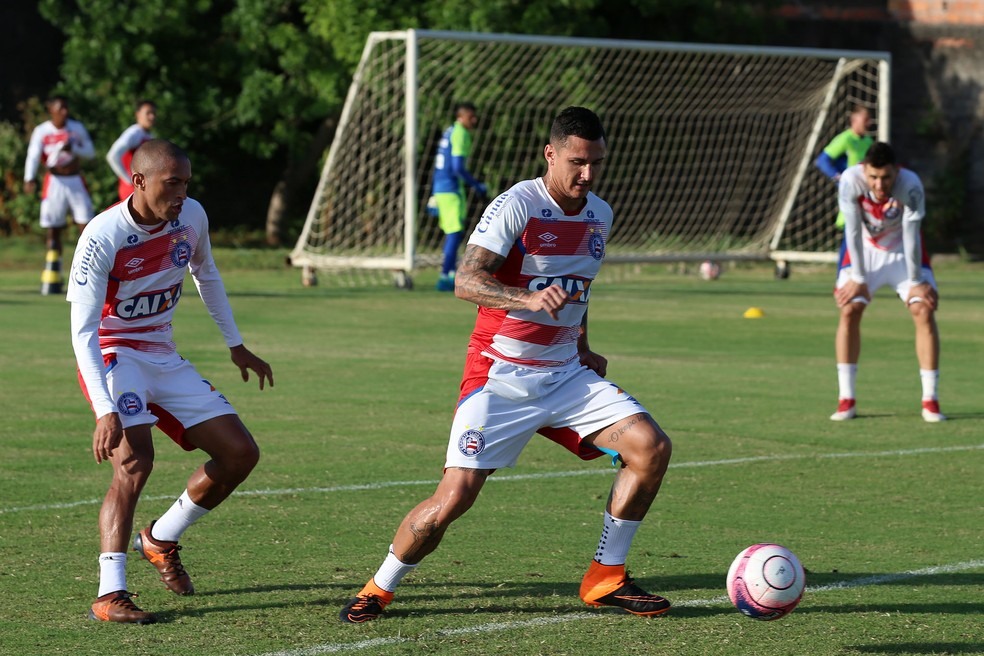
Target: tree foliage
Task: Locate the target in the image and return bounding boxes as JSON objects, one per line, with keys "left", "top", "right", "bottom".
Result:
{"left": 33, "top": 0, "right": 778, "bottom": 243}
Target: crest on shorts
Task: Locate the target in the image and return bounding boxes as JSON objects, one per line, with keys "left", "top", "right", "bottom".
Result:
{"left": 458, "top": 429, "right": 486, "bottom": 457}
{"left": 170, "top": 240, "right": 192, "bottom": 268}
{"left": 117, "top": 391, "right": 143, "bottom": 416}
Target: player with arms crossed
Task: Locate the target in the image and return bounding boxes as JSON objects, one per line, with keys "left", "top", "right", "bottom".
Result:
{"left": 68, "top": 139, "right": 274, "bottom": 624}
{"left": 830, "top": 142, "right": 944, "bottom": 422}
{"left": 340, "top": 107, "right": 673, "bottom": 623}
{"left": 23, "top": 95, "right": 96, "bottom": 295}
{"left": 106, "top": 99, "right": 157, "bottom": 200}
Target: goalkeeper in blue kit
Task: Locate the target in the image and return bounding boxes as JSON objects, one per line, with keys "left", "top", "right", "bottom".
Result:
{"left": 430, "top": 102, "right": 487, "bottom": 291}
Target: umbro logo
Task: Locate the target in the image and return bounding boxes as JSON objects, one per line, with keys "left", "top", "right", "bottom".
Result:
{"left": 539, "top": 232, "right": 557, "bottom": 242}
{"left": 125, "top": 258, "right": 145, "bottom": 268}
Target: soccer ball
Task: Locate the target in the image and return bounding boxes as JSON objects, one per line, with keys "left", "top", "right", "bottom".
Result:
{"left": 726, "top": 543, "right": 806, "bottom": 620}
{"left": 699, "top": 260, "right": 721, "bottom": 280}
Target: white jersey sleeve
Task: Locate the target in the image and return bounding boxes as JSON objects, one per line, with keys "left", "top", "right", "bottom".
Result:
{"left": 67, "top": 119, "right": 95, "bottom": 161}
{"left": 106, "top": 124, "right": 145, "bottom": 181}
{"left": 188, "top": 211, "right": 243, "bottom": 348}
{"left": 468, "top": 190, "right": 531, "bottom": 256}
{"left": 24, "top": 124, "right": 44, "bottom": 182}
{"left": 896, "top": 169, "right": 926, "bottom": 283}
{"left": 838, "top": 166, "right": 869, "bottom": 284}
{"left": 71, "top": 302, "right": 116, "bottom": 418}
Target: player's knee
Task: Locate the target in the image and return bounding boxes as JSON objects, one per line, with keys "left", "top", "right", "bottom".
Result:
{"left": 113, "top": 456, "right": 154, "bottom": 492}
{"left": 621, "top": 425, "right": 672, "bottom": 474}
{"left": 841, "top": 303, "right": 865, "bottom": 321}
{"left": 228, "top": 437, "right": 260, "bottom": 475}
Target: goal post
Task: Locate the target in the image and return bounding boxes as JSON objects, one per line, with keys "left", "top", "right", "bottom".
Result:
{"left": 290, "top": 30, "right": 890, "bottom": 284}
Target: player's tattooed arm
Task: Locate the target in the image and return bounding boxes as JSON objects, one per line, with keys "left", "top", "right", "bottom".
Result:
{"left": 455, "top": 244, "right": 530, "bottom": 308}
{"left": 456, "top": 244, "right": 569, "bottom": 319}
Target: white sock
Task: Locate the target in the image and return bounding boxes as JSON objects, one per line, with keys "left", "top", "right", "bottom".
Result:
{"left": 594, "top": 511, "right": 641, "bottom": 566}
{"left": 837, "top": 363, "right": 857, "bottom": 400}
{"left": 920, "top": 369, "right": 939, "bottom": 401}
{"left": 372, "top": 545, "right": 419, "bottom": 592}
{"left": 151, "top": 490, "right": 210, "bottom": 542}
{"left": 98, "top": 552, "right": 127, "bottom": 597}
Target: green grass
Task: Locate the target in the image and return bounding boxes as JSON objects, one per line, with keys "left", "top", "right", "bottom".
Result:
{"left": 0, "top": 243, "right": 982, "bottom": 656}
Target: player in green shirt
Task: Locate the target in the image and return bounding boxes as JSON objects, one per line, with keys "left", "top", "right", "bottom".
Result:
{"left": 430, "top": 103, "right": 487, "bottom": 291}
{"left": 815, "top": 105, "right": 873, "bottom": 228}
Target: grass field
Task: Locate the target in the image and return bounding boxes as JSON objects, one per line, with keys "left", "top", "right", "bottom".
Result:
{"left": 1, "top": 241, "right": 982, "bottom": 656}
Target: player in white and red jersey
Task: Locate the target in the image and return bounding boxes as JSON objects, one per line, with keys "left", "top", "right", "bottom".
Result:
{"left": 67, "top": 139, "right": 274, "bottom": 624}
{"left": 340, "top": 107, "right": 673, "bottom": 624}
{"left": 23, "top": 96, "right": 95, "bottom": 294}
{"left": 106, "top": 100, "right": 156, "bottom": 200}
{"left": 831, "top": 142, "right": 943, "bottom": 423}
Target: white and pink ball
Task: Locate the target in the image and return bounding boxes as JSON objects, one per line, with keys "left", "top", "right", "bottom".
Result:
{"left": 726, "top": 543, "right": 805, "bottom": 620}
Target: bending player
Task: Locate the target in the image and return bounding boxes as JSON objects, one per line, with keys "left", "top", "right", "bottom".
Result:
{"left": 830, "top": 142, "right": 944, "bottom": 422}
{"left": 340, "top": 107, "right": 673, "bottom": 623}
{"left": 67, "top": 139, "right": 274, "bottom": 623}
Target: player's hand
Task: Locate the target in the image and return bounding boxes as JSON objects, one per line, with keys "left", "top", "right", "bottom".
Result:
{"left": 525, "top": 284, "right": 569, "bottom": 320}
{"left": 23, "top": 181, "right": 36, "bottom": 196}
{"left": 92, "top": 412, "right": 124, "bottom": 464}
{"left": 231, "top": 344, "right": 274, "bottom": 390}
{"left": 580, "top": 349, "right": 608, "bottom": 377}
{"left": 475, "top": 182, "right": 489, "bottom": 199}
{"left": 907, "top": 282, "right": 938, "bottom": 311}
{"left": 835, "top": 280, "right": 870, "bottom": 307}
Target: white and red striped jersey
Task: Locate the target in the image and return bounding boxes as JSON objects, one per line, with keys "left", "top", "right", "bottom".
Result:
{"left": 838, "top": 164, "right": 927, "bottom": 283}
{"left": 24, "top": 119, "right": 95, "bottom": 181}
{"left": 838, "top": 164, "right": 924, "bottom": 253}
{"left": 67, "top": 198, "right": 242, "bottom": 357}
{"left": 466, "top": 177, "right": 612, "bottom": 369}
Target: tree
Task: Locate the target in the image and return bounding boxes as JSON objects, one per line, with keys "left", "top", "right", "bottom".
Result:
{"left": 37, "top": 0, "right": 778, "bottom": 245}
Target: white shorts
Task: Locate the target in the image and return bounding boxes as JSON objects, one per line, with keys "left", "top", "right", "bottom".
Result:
{"left": 40, "top": 173, "right": 93, "bottom": 228}
{"left": 836, "top": 246, "right": 937, "bottom": 305}
{"left": 445, "top": 360, "right": 648, "bottom": 470}
{"left": 91, "top": 350, "right": 237, "bottom": 450}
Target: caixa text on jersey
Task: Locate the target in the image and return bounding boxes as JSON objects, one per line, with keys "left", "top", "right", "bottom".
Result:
{"left": 115, "top": 282, "right": 183, "bottom": 319}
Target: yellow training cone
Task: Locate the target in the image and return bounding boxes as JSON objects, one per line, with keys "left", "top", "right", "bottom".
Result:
{"left": 743, "top": 307, "right": 764, "bottom": 319}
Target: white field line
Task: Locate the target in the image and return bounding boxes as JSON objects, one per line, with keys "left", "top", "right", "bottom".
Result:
{"left": 253, "top": 559, "right": 984, "bottom": 656}
{"left": 1, "top": 443, "right": 981, "bottom": 516}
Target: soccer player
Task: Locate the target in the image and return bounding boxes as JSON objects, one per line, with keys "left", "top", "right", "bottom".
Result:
{"left": 815, "top": 105, "right": 874, "bottom": 229}
{"left": 340, "top": 107, "right": 673, "bottom": 623}
{"left": 67, "top": 139, "right": 274, "bottom": 624}
{"left": 830, "top": 142, "right": 944, "bottom": 423}
{"left": 431, "top": 102, "right": 488, "bottom": 291}
{"left": 23, "top": 95, "right": 96, "bottom": 295}
{"left": 106, "top": 99, "right": 157, "bottom": 200}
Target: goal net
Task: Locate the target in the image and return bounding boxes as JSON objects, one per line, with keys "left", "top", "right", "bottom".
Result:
{"left": 291, "top": 30, "right": 889, "bottom": 284}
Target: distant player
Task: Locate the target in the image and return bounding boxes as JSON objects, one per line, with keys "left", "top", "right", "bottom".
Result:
{"left": 339, "top": 107, "right": 673, "bottom": 623}
{"left": 68, "top": 139, "right": 274, "bottom": 624}
{"left": 431, "top": 102, "right": 488, "bottom": 291}
{"left": 815, "top": 105, "right": 874, "bottom": 229}
{"left": 830, "top": 142, "right": 944, "bottom": 423}
{"left": 23, "top": 95, "right": 95, "bottom": 294}
{"left": 106, "top": 99, "right": 157, "bottom": 200}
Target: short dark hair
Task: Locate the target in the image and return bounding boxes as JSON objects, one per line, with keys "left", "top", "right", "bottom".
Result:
{"left": 864, "top": 142, "right": 896, "bottom": 168}
{"left": 131, "top": 139, "right": 189, "bottom": 175}
{"left": 135, "top": 99, "right": 156, "bottom": 111}
{"left": 550, "top": 106, "right": 605, "bottom": 146}
{"left": 454, "top": 102, "right": 476, "bottom": 117}
{"left": 45, "top": 95, "right": 68, "bottom": 109}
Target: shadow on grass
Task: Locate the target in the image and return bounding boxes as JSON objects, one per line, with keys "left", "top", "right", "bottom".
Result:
{"left": 171, "top": 572, "right": 983, "bottom": 620}
{"left": 845, "top": 643, "right": 984, "bottom": 654}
